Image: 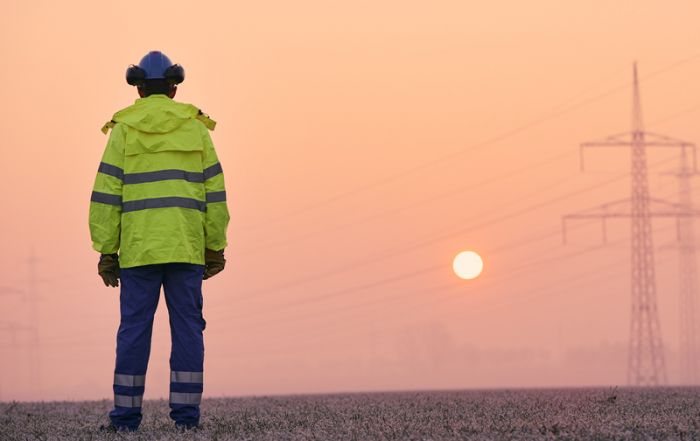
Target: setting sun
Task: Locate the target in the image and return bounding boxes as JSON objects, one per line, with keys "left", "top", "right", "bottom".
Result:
{"left": 453, "top": 251, "right": 484, "bottom": 280}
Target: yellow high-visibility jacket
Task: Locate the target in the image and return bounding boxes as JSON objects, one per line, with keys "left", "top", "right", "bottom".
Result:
{"left": 89, "top": 94, "right": 230, "bottom": 269}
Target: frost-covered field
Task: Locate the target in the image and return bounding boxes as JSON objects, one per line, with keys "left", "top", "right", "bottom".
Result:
{"left": 1, "top": 387, "right": 699, "bottom": 440}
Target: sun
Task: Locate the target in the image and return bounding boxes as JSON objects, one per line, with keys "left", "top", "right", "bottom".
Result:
{"left": 452, "top": 251, "right": 483, "bottom": 280}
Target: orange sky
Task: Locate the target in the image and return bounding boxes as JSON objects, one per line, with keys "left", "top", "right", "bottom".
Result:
{"left": 2, "top": 0, "right": 700, "bottom": 401}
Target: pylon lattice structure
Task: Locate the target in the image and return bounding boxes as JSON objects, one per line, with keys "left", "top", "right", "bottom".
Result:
{"left": 0, "top": 248, "right": 42, "bottom": 399}
{"left": 0, "top": 321, "right": 35, "bottom": 400}
{"left": 562, "top": 62, "right": 698, "bottom": 386}
{"left": 673, "top": 147, "right": 700, "bottom": 384}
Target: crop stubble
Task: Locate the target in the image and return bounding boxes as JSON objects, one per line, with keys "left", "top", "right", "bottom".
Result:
{"left": 0, "top": 387, "right": 699, "bottom": 440}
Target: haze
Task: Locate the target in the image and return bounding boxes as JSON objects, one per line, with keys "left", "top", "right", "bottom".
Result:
{"left": 1, "top": 0, "right": 700, "bottom": 401}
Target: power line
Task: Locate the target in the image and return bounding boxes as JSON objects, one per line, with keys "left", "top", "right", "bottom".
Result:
{"left": 421, "top": 254, "right": 676, "bottom": 333}
{"left": 207, "top": 176, "right": 692, "bottom": 349}
{"left": 231, "top": 170, "right": 699, "bottom": 333}
{"left": 233, "top": 98, "right": 700, "bottom": 259}
{"left": 218, "top": 209, "right": 684, "bottom": 339}
{"left": 234, "top": 96, "right": 700, "bottom": 257}
{"left": 237, "top": 53, "right": 700, "bottom": 232}
{"left": 230, "top": 154, "right": 680, "bottom": 304}
{"left": 222, "top": 223, "right": 607, "bottom": 324}
{"left": 648, "top": 103, "right": 700, "bottom": 129}
{"left": 208, "top": 244, "right": 677, "bottom": 359}
{"left": 236, "top": 150, "right": 578, "bottom": 255}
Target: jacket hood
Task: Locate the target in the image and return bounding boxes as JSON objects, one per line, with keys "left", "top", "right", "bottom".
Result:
{"left": 112, "top": 95, "right": 200, "bottom": 134}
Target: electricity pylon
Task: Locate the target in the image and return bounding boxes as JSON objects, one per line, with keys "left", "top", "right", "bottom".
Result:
{"left": 26, "top": 247, "right": 41, "bottom": 397}
{"left": 0, "top": 248, "right": 42, "bottom": 399}
{"left": 0, "top": 285, "right": 25, "bottom": 401}
{"left": 667, "top": 147, "right": 700, "bottom": 384}
{"left": 562, "top": 62, "right": 698, "bottom": 386}
{"left": 0, "top": 321, "right": 35, "bottom": 401}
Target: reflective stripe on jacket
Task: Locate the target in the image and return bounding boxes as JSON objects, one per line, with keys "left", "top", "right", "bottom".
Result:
{"left": 89, "top": 95, "right": 230, "bottom": 269}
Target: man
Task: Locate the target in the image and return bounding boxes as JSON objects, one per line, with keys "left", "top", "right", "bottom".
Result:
{"left": 89, "top": 50, "right": 230, "bottom": 432}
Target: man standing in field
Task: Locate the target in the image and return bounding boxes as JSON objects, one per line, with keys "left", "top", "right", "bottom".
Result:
{"left": 89, "top": 51, "right": 230, "bottom": 432}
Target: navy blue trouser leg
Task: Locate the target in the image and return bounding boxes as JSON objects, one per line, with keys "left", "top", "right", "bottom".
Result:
{"left": 163, "top": 263, "right": 206, "bottom": 428}
{"left": 109, "top": 264, "right": 163, "bottom": 430}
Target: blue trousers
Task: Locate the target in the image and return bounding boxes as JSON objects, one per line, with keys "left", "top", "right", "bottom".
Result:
{"left": 108, "top": 263, "right": 206, "bottom": 430}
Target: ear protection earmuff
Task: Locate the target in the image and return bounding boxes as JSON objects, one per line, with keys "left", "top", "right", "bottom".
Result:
{"left": 164, "top": 64, "right": 185, "bottom": 85}
{"left": 126, "top": 65, "right": 147, "bottom": 86}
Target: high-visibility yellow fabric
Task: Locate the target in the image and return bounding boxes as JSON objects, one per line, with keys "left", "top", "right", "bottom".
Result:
{"left": 89, "top": 95, "right": 230, "bottom": 269}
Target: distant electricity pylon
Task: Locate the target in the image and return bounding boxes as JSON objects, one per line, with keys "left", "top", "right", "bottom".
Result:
{"left": 667, "top": 147, "right": 700, "bottom": 384}
{"left": 0, "top": 247, "right": 42, "bottom": 399}
{"left": 26, "top": 247, "right": 41, "bottom": 398}
{"left": 562, "top": 62, "right": 698, "bottom": 386}
{"left": 0, "top": 321, "right": 36, "bottom": 401}
{"left": 0, "top": 285, "right": 25, "bottom": 402}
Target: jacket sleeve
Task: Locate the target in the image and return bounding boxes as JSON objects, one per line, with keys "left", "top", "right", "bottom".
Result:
{"left": 201, "top": 128, "right": 230, "bottom": 251}
{"left": 89, "top": 123, "right": 125, "bottom": 254}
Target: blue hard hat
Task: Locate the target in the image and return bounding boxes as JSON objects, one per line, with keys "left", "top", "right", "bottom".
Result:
{"left": 138, "top": 51, "right": 173, "bottom": 79}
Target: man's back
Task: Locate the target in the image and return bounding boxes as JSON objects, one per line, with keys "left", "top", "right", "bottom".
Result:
{"left": 90, "top": 95, "right": 229, "bottom": 268}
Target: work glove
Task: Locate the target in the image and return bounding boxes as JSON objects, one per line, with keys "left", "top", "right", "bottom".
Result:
{"left": 98, "top": 253, "right": 120, "bottom": 287}
{"left": 203, "top": 248, "right": 226, "bottom": 280}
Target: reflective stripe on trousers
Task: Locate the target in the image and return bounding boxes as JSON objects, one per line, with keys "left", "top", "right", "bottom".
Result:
{"left": 170, "top": 392, "right": 202, "bottom": 405}
{"left": 114, "top": 394, "right": 143, "bottom": 408}
{"left": 171, "top": 371, "right": 203, "bottom": 383}
{"left": 114, "top": 373, "right": 145, "bottom": 387}
{"left": 170, "top": 370, "right": 203, "bottom": 405}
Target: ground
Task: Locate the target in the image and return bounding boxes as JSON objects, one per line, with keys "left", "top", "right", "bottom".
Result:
{"left": 1, "top": 387, "right": 699, "bottom": 440}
